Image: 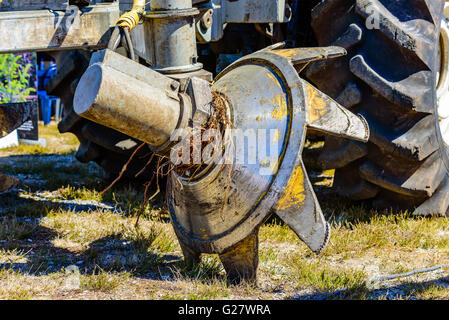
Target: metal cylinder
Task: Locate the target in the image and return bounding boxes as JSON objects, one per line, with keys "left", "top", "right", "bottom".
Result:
{"left": 147, "top": 15, "right": 201, "bottom": 73}
{"left": 139, "top": 0, "right": 202, "bottom": 73}
{"left": 73, "top": 63, "right": 181, "bottom": 147}
{"left": 150, "top": 0, "right": 192, "bottom": 10}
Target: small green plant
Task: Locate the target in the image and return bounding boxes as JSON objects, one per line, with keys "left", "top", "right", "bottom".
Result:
{"left": 0, "top": 53, "right": 35, "bottom": 103}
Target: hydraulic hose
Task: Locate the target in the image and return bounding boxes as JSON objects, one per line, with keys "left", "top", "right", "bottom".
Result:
{"left": 116, "top": 0, "right": 146, "bottom": 31}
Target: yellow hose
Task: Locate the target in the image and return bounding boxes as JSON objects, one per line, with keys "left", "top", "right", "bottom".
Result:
{"left": 116, "top": 0, "right": 146, "bottom": 30}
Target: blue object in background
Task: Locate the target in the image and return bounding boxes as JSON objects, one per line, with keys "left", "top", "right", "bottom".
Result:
{"left": 37, "top": 59, "right": 60, "bottom": 125}
{"left": 39, "top": 59, "right": 45, "bottom": 72}
{"left": 216, "top": 53, "right": 243, "bottom": 74}
{"left": 37, "top": 58, "right": 57, "bottom": 89}
{"left": 37, "top": 91, "right": 50, "bottom": 125}
{"left": 37, "top": 91, "right": 61, "bottom": 126}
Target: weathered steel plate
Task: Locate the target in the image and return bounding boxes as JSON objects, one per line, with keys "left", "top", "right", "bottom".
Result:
{"left": 0, "top": 3, "right": 120, "bottom": 53}
{"left": 0, "top": 0, "right": 69, "bottom": 11}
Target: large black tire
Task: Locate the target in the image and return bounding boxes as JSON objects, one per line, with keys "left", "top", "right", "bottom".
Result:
{"left": 46, "top": 50, "right": 154, "bottom": 180}
{"left": 306, "top": 0, "right": 449, "bottom": 213}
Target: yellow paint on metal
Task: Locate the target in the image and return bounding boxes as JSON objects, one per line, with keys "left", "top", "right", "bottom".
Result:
{"left": 268, "top": 48, "right": 328, "bottom": 61}
{"left": 266, "top": 72, "right": 278, "bottom": 89}
{"left": 222, "top": 234, "right": 256, "bottom": 263}
{"left": 269, "top": 159, "right": 279, "bottom": 174}
{"left": 306, "top": 84, "right": 327, "bottom": 123}
{"left": 277, "top": 165, "right": 306, "bottom": 211}
{"left": 271, "top": 94, "right": 288, "bottom": 120}
{"left": 272, "top": 129, "right": 281, "bottom": 143}
{"left": 267, "top": 49, "right": 299, "bottom": 60}
{"left": 254, "top": 71, "right": 288, "bottom": 120}
{"left": 259, "top": 93, "right": 288, "bottom": 120}
{"left": 260, "top": 157, "right": 279, "bottom": 174}
{"left": 260, "top": 158, "right": 270, "bottom": 167}
{"left": 199, "top": 227, "right": 210, "bottom": 239}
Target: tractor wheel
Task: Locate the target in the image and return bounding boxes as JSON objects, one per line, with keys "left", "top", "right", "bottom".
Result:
{"left": 46, "top": 50, "right": 154, "bottom": 180}
{"left": 306, "top": 0, "right": 449, "bottom": 214}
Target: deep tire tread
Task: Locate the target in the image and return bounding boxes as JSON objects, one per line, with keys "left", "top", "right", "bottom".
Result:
{"left": 308, "top": 0, "right": 447, "bottom": 210}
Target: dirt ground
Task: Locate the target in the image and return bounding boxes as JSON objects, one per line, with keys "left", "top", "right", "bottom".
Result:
{"left": 0, "top": 122, "right": 448, "bottom": 300}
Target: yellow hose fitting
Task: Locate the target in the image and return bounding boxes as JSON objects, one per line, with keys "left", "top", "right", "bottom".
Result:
{"left": 117, "top": 11, "right": 141, "bottom": 30}
{"left": 116, "top": 0, "right": 146, "bottom": 31}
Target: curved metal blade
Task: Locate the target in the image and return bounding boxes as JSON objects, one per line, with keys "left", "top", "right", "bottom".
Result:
{"left": 274, "top": 160, "right": 330, "bottom": 254}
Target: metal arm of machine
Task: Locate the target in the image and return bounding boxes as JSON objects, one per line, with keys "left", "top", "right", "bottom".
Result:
{"left": 0, "top": 2, "right": 120, "bottom": 53}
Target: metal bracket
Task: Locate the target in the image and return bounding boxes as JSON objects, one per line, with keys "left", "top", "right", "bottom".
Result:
{"left": 195, "top": 0, "right": 291, "bottom": 42}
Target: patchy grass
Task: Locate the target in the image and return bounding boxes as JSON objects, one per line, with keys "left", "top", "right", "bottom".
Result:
{"left": 0, "top": 122, "right": 78, "bottom": 157}
{"left": 260, "top": 220, "right": 300, "bottom": 244}
{"left": 324, "top": 213, "right": 449, "bottom": 256}
{"left": 42, "top": 209, "right": 176, "bottom": 252}
{"left": 0, "top": 217, "right": 38, "bottom": 243}
{"left": 0, "top": 267, "right": 64, "bottom": 300}
{"left": 405, "top": 283, "right": 449, "bottom": 299}
{"left": 56, "top": 186, "right": 102, "bottom": 202}
{"left": 1, "top": 129, "right": 449, "bottom": 299}
{"left": 80, "top": 268, "right": 131, "bottom": 292}
{"left": 160, "top": 279, "right": 230, "bottom": 300}
{"left": 286, "top": 257, "right": 368, "bottom": 298}
{"left": 172, "top": 255, "right": 225, "bottom": 282}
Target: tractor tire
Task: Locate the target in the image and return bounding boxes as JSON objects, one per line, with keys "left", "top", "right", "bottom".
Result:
{"left": 46, "top": 50, "right": 154, "bottom": 180}
{"left": 306, "top": 0, "right": 449, "bottom": 214}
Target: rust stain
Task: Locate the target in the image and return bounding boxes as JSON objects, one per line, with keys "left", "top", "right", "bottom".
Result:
{"left": 307, "top": 85, "right": 327, "bottom": 123}
{"left": 277, "top": 165, "right": 305, "bottom": 211}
